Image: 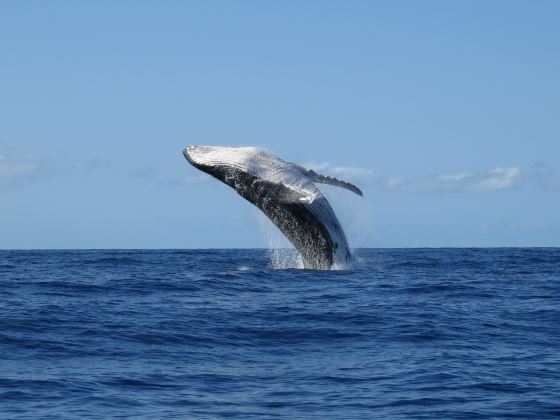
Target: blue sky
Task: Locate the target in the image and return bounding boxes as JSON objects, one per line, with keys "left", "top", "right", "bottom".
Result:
{"left": 1, "top": 1, "right": 559, "bottom": 249}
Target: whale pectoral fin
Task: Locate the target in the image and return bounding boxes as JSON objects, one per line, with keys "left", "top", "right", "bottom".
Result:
{"left": 295, "top": 165, "right": 363, "bottom": 196}
{"left": 248, "top": 177, "right": 308, "bottom": 205}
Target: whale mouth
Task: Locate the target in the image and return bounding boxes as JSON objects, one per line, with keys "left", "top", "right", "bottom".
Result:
{"left": 183, "top": 145, "right": 208, "bottom": 167}
{"left": 183, "top": 145, "right": 261, "bottom": 171}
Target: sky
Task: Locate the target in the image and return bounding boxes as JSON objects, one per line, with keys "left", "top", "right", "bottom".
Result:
{"left": 1, "top": 1, "right": 559, "bottom": 249}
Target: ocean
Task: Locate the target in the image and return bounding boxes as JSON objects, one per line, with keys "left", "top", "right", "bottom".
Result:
{"left": 1, "top": 248, "right": 559, "bottom": 419}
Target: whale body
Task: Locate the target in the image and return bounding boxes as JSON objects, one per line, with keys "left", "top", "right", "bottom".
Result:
{"left": 183, "top": 145, "right": 362, "bottom": 270}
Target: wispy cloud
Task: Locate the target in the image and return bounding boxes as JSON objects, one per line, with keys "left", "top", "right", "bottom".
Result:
{"left": 0, "top": 147, "right": 111, "bottom": 188}
{"left": 530, "top": 162, "right": 560, "bottom": 191}
{"left": 302, "top": 161, "right": 377, "bottom": 180}
{"left": 0, "top": 153, "right": 41, "bottom": 186}
{"left": 470, "top": 167, "right": 521, "bottom": 192}
{"left": 128, "top": 161, "right": 209, "bottom": 187}
{"left": 72, "top": 157, "right": 111, "bottom": 173}
{"left": 385, "top": 166, "right": 521, "bottom": 193}
{"left": 302, "top": 161, "right": 522, "bottom": 193}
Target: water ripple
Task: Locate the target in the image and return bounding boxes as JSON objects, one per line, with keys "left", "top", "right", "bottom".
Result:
{"left": 0, "top": 248, "right": 559, "bottom": 418}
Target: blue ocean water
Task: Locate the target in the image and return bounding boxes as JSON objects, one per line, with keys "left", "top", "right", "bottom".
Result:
{"left": 1, "top": 248, "right": 559, "bottom": 419}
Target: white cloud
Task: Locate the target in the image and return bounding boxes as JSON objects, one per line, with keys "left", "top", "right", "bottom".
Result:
{"left": 469, "top": 167, "right": 521, "bottom": 192}
{"left": 437, "top": 172, "right": 471, "bottom": 182}
{"left": 301, "top": 161, "right": 522, "bottom": 193}
{"left": 302, "top": 161, "right": 377, "bottom": 179}
{"left": 384, "top": 167, "right": 521, "bottom": 193}
{"left": 0, "top": 156, "right": 40, "bottom": 186}
{"left": 385, "top": 177, "right": 403, "bottom": 190}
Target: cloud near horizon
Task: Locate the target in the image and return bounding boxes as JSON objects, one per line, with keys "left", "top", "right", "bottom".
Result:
{"left": 0, "top": 154, "right": 41, "bottom": 186}
{"left": 386, "top": 167, "right": 521, "bottom": 193}
{"left": 302, "top": 161, "right": 522, "bottom": 193}
{"left": 2, "top": 146, "right": 551, "bottom": 196}
{"left": 530, "top": 162, "right": 560, "bottom": 191}
{"left": 302, "top": 161, "right": 378, "bottom": 180}
{"left": 0, "top": 147, "right": 112, "bottom": 188}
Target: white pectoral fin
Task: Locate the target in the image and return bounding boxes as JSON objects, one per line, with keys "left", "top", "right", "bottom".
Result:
{"left": 295, "top": 165, "right": 363, "bottom": 196}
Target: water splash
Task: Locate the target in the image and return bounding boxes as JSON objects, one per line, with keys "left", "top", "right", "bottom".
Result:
{"left": 256, "top": 211, "right": 304, "bottom": 269}
{"left": 321, "top": 185, "right": 376, "bottom": 249}
{"left": 251, "top": 176, "right": 374, "bottom": 270}
{"left": 254, "top": 186, "right": 373, "bottom": 271}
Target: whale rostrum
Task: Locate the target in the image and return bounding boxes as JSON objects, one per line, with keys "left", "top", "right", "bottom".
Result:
{"left": 183, "top": 145, "right": 362, "bottom": 270}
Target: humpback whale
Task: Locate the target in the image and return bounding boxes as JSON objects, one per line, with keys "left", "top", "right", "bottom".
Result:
{"left": 183, "top": 146, "right": 363, "bottom": 270}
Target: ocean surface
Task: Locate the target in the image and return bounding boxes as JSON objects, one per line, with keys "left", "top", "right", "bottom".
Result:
{"left": 1, "top": 248, "right": 559, "bottom": 419}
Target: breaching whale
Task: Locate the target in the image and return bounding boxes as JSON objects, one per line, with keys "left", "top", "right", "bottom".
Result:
{"left": 183, "top": 146, "right": 363, "bottom": 270}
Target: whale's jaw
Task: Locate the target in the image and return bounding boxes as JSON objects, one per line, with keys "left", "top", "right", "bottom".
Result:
{"left": 183, "top": 145, "right": 353, "bottom": 270}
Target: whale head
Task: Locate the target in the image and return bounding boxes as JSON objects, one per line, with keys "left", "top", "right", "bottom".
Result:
{"left": 183, "top": 145, "right": 307, "bottom": 193}
{"left": 183, "top": 145, "right": 261, "bottom": 171}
